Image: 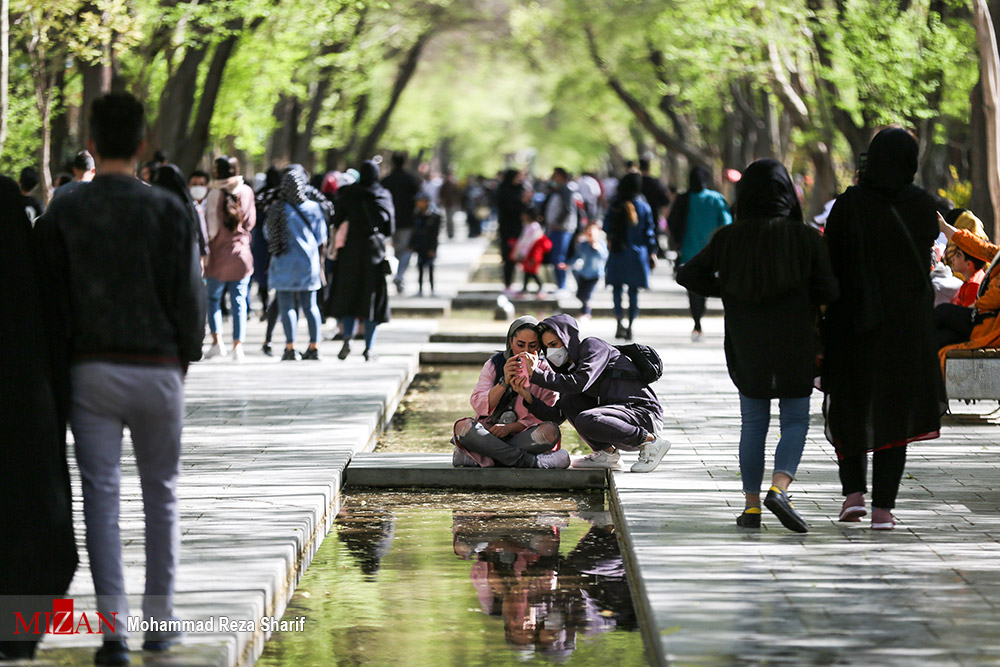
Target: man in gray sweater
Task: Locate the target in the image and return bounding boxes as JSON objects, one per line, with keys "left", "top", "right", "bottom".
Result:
{"left": 35, "top": 92, "right": 205, "bottom": 666}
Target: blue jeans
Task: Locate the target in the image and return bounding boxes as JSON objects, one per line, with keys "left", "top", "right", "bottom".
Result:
{"left": 612, "top": 284, "right": 639, "bottom": 322}
{"left": 278, "top": 290, "right": 321, "bottom": 344}
{"left": 547, "top": 230, "right": 574, "bottom": 289}
{"left": 738, "top": 393, "right": 810, "bottom": 494}
{"left": 341, "top": 317, "right": 378, "bottom": 350}
{"left": 206, "top": 275, "right": 251, "bottom": 342}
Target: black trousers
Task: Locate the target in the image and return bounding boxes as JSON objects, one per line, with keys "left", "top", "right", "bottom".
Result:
{"left": 688, "top": 290, "right": 707, "bottom": 330}
{"left": 934, "top": 303, "right": 975, "bottom": 349}
{"left": 838, "top": 445, "right": 907, "bottom": 509}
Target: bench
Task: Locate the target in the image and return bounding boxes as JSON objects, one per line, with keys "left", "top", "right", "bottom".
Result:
{"left": 945, "top": 348, "right": 1000, "bottom": 401}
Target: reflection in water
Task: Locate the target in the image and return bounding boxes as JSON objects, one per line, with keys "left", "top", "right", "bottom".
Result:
{"left": 258, "top": 492, "right": 647, "bottom": 667}
{"left": 335, "top": 506, "right": 395, "bottom": 580}
{"left": 454, "top": 510, "right": 637, "bottom": 660}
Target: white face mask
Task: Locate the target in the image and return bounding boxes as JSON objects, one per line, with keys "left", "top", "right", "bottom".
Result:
{"left": 546, "top": 346, "right": 569, "bottom": 368}
{"left": 190, "top": 185, "right": 208, "bottom": 201}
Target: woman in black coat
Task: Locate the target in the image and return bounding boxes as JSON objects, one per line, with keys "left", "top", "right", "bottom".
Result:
{"left": 496, "top": 169, "right": 526, "bottom": 291}
{"left": 0, "top": 176, "right": 77, "bottom": 659}
{"left": 677, "top": 159, "right": 838, "bottom": 533}
{"left": 821, "top": 128, "right": 946, "bottom": 530}
{"left": 327, "top": 161, "right": 395, "bottom": 361}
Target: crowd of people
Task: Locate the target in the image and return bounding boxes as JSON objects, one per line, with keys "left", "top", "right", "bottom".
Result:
{"left": 3, "top": 86, "right": 998, "bottom": 666}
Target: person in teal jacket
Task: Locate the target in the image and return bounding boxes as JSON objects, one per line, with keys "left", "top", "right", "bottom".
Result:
{"left": 668, "top": 166, "right": 732, "bottom": 340}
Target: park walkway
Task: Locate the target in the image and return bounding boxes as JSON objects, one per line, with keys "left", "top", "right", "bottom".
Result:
{"left": 31, "top": 232, "right": 1000, "bottom": 666}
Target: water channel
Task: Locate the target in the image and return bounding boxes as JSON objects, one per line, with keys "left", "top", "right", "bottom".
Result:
{"left": 257, "top": 490, "right": 648, "bottom": 666}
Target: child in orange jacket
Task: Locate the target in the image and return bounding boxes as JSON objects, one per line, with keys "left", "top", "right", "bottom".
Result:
{"left": 937, "top": 213, "right": 1000, "bottom": 374}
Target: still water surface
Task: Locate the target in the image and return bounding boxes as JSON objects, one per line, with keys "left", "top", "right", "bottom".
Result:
{"left": 258, "top": 491, "right": 648, "bottom": 666}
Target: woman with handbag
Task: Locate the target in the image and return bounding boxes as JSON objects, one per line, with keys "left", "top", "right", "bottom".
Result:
{"left": 452, "top": 317, "right": 568, "bottom": 469}
{"left": 264, "top": 167, "right": 328, "bottom": 361}
{"left": 677, "top": 159, "right": 839, "bottom": 532}
{"left": 327, "top": 161, "right": 395, "bottom": 361}
{"left": 821, "top": 128, "right": 946, "bottom": 530}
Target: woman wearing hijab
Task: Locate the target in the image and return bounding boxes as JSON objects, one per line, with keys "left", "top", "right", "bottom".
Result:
{"left": 517, "top": 313, "right": 670, "bottom": 473}
{"left": 264, "top": 168, "right": 328, "bottom": 360}
{"left": 668, "top": 165, "right": 732, "bottom": 340}
{"left": 0, "top": 176, "right": 77, "bottom": 659}
{"left": 604, "top": 172, "right": 658, "bottom": 340}
{"left": 822, "top": 127, "right": 946, "bottom": 530}
{"left": 452, "top": 317, "right": 568, "bottom": 469}
{"left": 203, "top": 156, "right": 256, "bottom": 362}
{"left": 496, "top": 169, "right": 527, "bottom": 293}
{"left": 677, "top": 159, "right": 839, "bottom": 532}
{"left": 327, "top": 161, "right": 394, "bottom": 361}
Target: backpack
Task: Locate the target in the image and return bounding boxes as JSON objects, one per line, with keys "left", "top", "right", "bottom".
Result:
{"left": 607, "top": 343, "right": 663, "bottom": 384}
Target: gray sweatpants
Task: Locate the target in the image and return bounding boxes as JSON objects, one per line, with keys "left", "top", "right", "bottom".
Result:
{"left": 70, "top": 362, "right": 184, "bottom": 637}
{"left": 454, "top": 419, "right": 560, "bottom": 468}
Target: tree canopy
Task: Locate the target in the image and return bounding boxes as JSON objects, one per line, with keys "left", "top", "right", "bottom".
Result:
{"left": 0, "top": 0, "right": 987, "bottom": 217}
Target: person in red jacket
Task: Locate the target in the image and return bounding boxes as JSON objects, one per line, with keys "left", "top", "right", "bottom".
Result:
{"left": 516, "top": 207, "right": 552, "bottom": 296}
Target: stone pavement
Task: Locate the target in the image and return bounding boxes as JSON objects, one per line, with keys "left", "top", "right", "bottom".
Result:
{"left": 34, "top": 235, "right": 489, "bottom": 666}
{"left": 608, "top": 317, "right": 1000, "bottom": 666}
{"left": 28, "top": 229, "right": 1000, "bottom": 666}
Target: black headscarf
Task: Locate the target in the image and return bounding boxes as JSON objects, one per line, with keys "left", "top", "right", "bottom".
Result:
{"left": 860, "top": 127, "right": 921, "bottom": 200}
{"left": 714, "top": 159, "right": 812, "bottom": 303}
{"left": 607, "top": 172, "right": 642, "bottom": 253}
{"left": 360, "top": 160, "right": 380, "bottom": 188}
{"left": 733, "top": 159, "right": 802, "bottom": 223}
{"left": 688, "top": 166, "right": 710, "bottom": 193}
{"left": 265, "top": 167, "right": 309, "bottom": 257}
{"left": 152, "top": 164, "right": 205, "bottom": 255}
{"left": 828, "top": 127, "right": 934, "bottom": 333}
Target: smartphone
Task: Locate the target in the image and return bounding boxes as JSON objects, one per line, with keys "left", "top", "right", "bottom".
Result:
{"left": 518, "top": 355, "right": 531, "bottom": 382}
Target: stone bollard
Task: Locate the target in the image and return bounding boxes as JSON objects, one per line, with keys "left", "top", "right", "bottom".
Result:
{"left": 494, "top": 295, "right": 515, "bottom": 321}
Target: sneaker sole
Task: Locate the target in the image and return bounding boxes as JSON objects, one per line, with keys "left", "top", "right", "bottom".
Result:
{"left": 871, "top": 521, "right": 895, "bottom": 531}
{"left": 570, "top": 460, "right": 622, "bottom": 469}
{"left": 764, "top": 496, "right": 809, "bottom": 533}
{"left": 838, "top": 506, "right": 867, "bottom": 522}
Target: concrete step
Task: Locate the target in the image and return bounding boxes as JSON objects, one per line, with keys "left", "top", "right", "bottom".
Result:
{"left": 345, "top": 453, "right": 607, "bottom": 490}
{"left": 419, "top": 343, "right": 498, "bottom": 365}
{"left": 429, "top": 332, "right": 507, "bottom": 344}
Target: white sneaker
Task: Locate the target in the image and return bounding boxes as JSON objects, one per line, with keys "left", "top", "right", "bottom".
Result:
{"left": 631, "top": 435, "right": 671, "bottom": 473}
{"left": 204, "top": 342, "right": 228, "bottom": 359}
{"left": 536, "top": 449, "right": 570, "bottom": 469}
{"left": 571, "top": 449, "right": 621, "bottom": 469}
{"left": 691, "top": 330, "right": 702, "bottom": 342}
{"left": 232, "top": 346, "right": 245, "bottom": 363}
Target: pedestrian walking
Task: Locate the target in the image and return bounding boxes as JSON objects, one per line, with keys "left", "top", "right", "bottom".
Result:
{"left": 203, "top": 156, "right": 256, "bottom": 362}
{"left": 264, "top": 168, "right": 328, "bottom": 360}
{"left": 669, "top": 166, "right": 732, "bottom": 340}
{"left": 497, "top": 169, "right": 527, "bottom": 293}
{"left": 568, "top": 221, "right": 609, "bottom": 319}
{"left": 34, "top": 92, "right": 205, "bottom": 665}
{"left": 604, "top": 172, "right": 658, "bottom": 340}
{"left": 411, "top": 191, "right": 442, "bottom": 296}
{"left": 821, "top": 128, "right": 945, "bottom": 530}
{"left": 678, "top": 159, "right": 839, "bottom": 532}
{"left": 382, "top": 151, "right": 421, "bottom": 293}
{"left": 328, "top": 160, "right": 394, "bottom": 361}
{"left": 543, "top": 168, "right": 579, "bottom": 293}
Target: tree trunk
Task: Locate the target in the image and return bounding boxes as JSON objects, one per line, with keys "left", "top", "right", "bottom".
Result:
{"left": 148, "top": 42, "right": 209, "bottom": 158}
{"left": 354, "top": 30, "right": 432, "bottom": 162}
{"left": 970, "top": 79, "right": 994, "bottom": 234}
{"left": 0, "top": 0, "right": 8, "bottom": 159}
{"left": 809, "top": 145, "right": 838, "bottom": 220}
{"left": 974, "top": 0, "right": 1000, "bottom": 240}
{"left": 79, "top": 59, "right": 111, "bottom": 144}
{"left": 176, "top": 34, "right": 240, "bottom": 175}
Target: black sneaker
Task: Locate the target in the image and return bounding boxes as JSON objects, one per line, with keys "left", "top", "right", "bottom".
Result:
{"left": 95, "top": 639, "right": 130, "bottom": 666}
{"left": 337, "top": 341, "right": 351, "bottom": 360}
{"left": 615, "top": 321, "right": 627, "bottom": 339}
{"left": 764, "top": 486, "right": 809, "bottom": 533}
{"left": 736, "top": 508, "right": 761, "bottom": 528}
{"left": 302, "top": 347, "right": 321, "bottom": 361}
{"left": 261, "top": 343, "right": 273, "bottom": 357}
{"left": 363, "top": 348, "right": 376, "bottom": 362}
{"left": 624, "top": 325, "right": 633, "bottom": 341}
{"left": 281, "top": 348, "right": 299, "bottom": 361}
